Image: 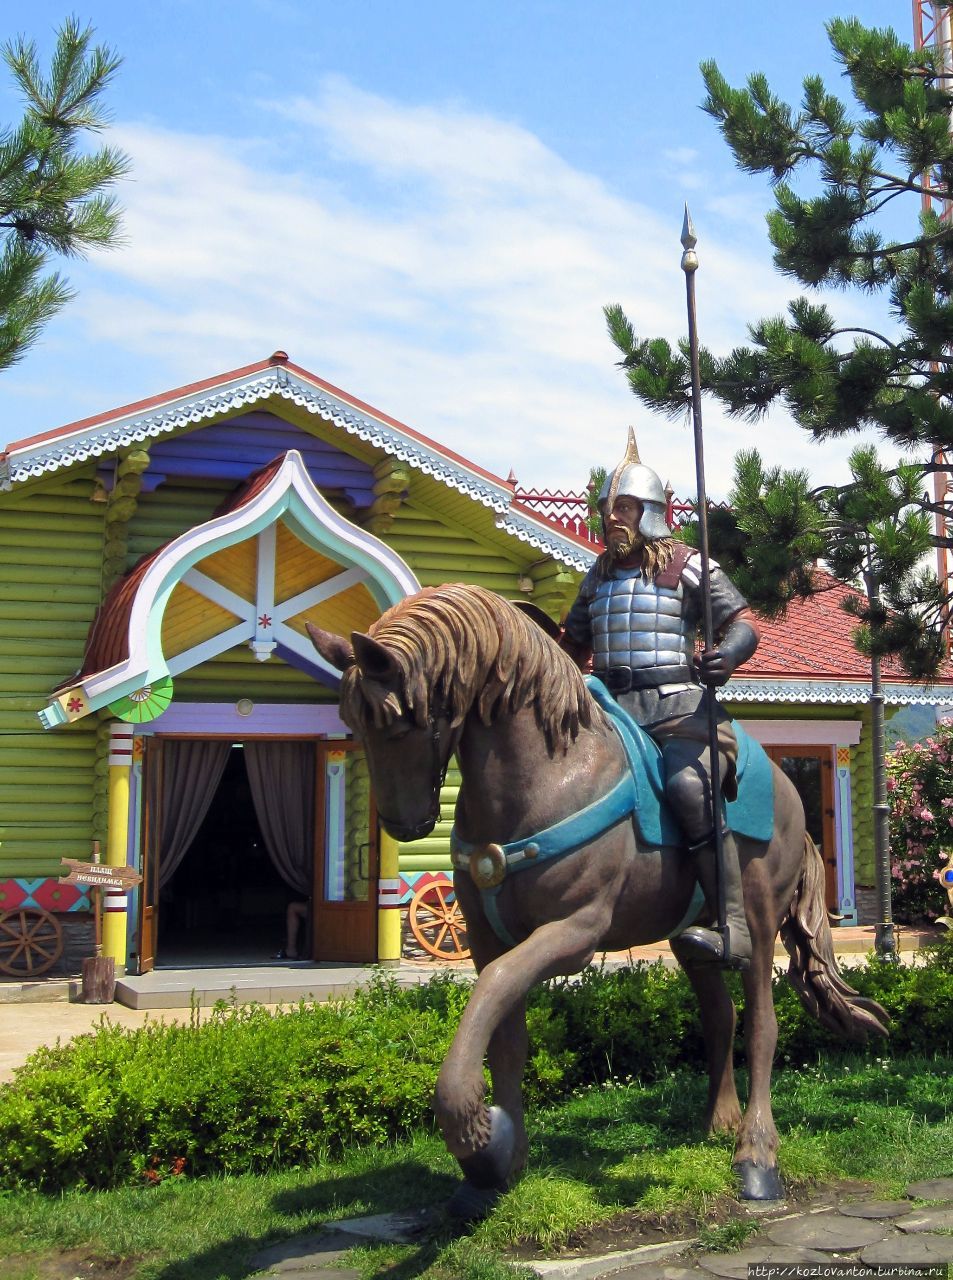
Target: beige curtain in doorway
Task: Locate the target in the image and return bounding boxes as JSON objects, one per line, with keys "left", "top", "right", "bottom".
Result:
{"left": 147, "top": 739, "right": 232, "bottom": 888}
{"left": 243, "top": 741, "right": 316, "bottom": 897}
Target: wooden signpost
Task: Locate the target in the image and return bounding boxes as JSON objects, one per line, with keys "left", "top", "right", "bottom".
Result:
{"left": 60, "top": 844, "right": 142, "bottom": 1003}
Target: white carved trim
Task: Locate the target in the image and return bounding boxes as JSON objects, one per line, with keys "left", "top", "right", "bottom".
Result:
{"left": 274, "top": 566, "right": 368, "bottom": 620}
{"left": 494, "top": 508, "right": 596, "bottom": 571}
{"left": 723, "top": 678, "right": 953, "bottom": 707}
{"left": 1, "top": 366, "right": 595, "bottom": 569}
{"left": 166, "top": 620, "right": 252, "bottom": 676}
{"left": 181, "top": 569, "right": 252, "bottom": 620}
{"left": 1, "top": 368, "right": 511, "bottom": 508}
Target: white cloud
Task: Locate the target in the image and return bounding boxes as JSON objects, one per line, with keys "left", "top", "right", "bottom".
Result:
{"left": 50, "top": 76, "right": 910, "bottom": 499}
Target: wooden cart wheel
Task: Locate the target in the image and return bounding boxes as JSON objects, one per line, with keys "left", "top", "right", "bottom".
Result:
{"left": 0, "top": 908, "right": 63, "bottom": 978}
{"left": 409, "top": 882, "right": 470, "bottom": 960}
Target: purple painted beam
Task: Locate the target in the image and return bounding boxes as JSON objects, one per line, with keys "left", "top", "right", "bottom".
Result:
{"left": 145, "top": 700, "right": 348, "bottom": 736}
{"left": 106, "top": 412, "right": 380, "bottom": 506}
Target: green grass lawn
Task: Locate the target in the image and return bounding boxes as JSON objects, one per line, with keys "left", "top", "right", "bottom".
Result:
{"left": 1, "top": 1053, "right": 950, "bottom": 1280}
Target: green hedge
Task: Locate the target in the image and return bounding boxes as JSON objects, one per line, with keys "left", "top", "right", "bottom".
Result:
{"left": 1, "top": 938, "right": 951, "bottom": 1192}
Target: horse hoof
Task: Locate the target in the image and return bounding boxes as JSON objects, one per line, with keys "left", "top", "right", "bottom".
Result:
{"left": 735, "top": 1159, "right": 784, "bottom": 1201}
{"left": 447, "top": 1180, "right": 502, "bottom": 1221}
{"left": 455, "top": 1105, "right": 515, "bottom": 1191}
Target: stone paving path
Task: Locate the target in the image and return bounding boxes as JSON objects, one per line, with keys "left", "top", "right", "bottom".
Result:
{"left": 248, "top": 1178, "right": 953, "bottom": 1279}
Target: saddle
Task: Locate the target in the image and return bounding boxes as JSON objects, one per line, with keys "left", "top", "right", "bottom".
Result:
{"left": 585, "top": 676, "right": 775, "bottom": 847}
{"left": 449, "top": 676, "right": 775, "bottom": 949}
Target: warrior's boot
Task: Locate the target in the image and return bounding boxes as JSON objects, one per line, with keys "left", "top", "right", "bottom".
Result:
{"left": 678, "top": 829, "right": 752, "bottom": 969}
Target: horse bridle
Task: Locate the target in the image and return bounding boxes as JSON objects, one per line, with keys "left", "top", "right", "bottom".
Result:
{"left": 376, "top": 706, "right": 454, "bottom": 840}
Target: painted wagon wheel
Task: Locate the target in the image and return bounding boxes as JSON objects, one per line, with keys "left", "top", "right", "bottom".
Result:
{"left": 409, "top": 882, "right": 470, "bottom": 960}
{"left": 0, "top": 908, "right": 63, "bottom": 978}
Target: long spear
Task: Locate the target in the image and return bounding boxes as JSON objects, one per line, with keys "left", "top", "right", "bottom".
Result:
{"left": 680, "top": 205, "right": 729, "bottom": 955}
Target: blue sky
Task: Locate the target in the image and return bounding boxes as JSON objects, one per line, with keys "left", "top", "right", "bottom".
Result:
{"left": 1, "top": 1, "right": 912, "bottom": 496}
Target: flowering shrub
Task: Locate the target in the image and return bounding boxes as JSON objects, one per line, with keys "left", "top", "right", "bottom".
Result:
{"left": 886, "top": 718, "right": 953, "bottom": 924}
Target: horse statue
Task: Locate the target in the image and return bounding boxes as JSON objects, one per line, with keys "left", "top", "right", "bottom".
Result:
{"left": 307, "top": 583, "right": 888, "bottom": 1217}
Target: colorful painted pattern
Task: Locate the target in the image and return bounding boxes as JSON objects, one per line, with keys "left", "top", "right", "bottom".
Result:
{"left": 395, "top": 870, "right": 452, "bottom": 905}
{"left": 0, "top": 878, "right": 90, "bottom": 912}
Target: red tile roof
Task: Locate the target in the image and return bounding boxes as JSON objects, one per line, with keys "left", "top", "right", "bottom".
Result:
{"left": 745, "top": 571, "right": 953, "bottom": 685}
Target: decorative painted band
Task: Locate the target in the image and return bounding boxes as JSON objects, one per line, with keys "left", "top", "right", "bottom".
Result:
{"left": 108, "top": 724, "right": 136, "bottom": 766}
{"left": 0, "top": 873, "right": 453, "bottom": 914}
{"left": 0, "top": 878, "right": 91, "bottom": 912}
{"left": 397, "top": 870, "right": 453, "bottom": 905}
{"left": 377, "top": 878, "right": 403, "bottom": 908}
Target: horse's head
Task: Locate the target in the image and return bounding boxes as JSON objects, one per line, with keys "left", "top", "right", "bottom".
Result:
{"left": 306, "top": 622, "right": 453, "bottom": 842}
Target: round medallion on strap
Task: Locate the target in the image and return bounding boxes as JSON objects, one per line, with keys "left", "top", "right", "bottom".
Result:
{"left": 469, "top": 844, "right": 507, "bottom": 889}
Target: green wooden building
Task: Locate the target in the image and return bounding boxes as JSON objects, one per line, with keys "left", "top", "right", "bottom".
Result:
{"left": 0, "top": 353, "right": 590, "bottom": 974}
{"left": 0, "top": 353, "right": 948, "bottom": 980}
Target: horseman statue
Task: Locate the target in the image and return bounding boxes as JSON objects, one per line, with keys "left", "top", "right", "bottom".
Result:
{"left": 560, "top": 429, "right": 760, "bottom": 969}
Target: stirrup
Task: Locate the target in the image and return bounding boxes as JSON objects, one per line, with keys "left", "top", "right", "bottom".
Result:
{"left": 678, "top": 923, "right": 750, "bottom": 971}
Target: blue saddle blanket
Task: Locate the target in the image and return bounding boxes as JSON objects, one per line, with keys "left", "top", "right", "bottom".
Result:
{"left": 585, "top": 676, "right": 774, "bottom": 848}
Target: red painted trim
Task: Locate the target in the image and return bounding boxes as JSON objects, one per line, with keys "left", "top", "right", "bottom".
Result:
{"left": 279, "top": 360, "right": 513, "bottom": 490}
{"left": 2, "top": 357, "right": 277, "bottom": 457}
{"left": 2, "top": 355, "right": 517, "bottom": 496}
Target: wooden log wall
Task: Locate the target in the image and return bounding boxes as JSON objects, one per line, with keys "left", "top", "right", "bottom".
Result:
{"left": 387, "top": 501, "right": 527, "bottom": 593}
{"left": 174, "top": 644, "right": 335, "bottom": 704}
{"left": 126, "top": 475, "right": 236, "bottom": 563}
{"left": 0, "top": 471, "right": 104, "bottom": 878}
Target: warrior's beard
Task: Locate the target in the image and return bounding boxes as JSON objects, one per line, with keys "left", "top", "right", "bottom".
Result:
{"left": 598, "top": 534, "right": 678, "bottom": 581}
{"left": 607, "top": 526, "right": 641, "bottom": 560}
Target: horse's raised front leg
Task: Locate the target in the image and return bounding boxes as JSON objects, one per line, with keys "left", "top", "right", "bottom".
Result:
{"left": 434, "top": 913, "right": 602, "bottom": 1216}
{"left": 486, "top": 995, "right": 530, "bottom": 1177}
{"left": 669, "top": 937, "right": 742, "bottom": 1137}
{"left": 734, "top": 912, "right": 783, "bottom": 1201}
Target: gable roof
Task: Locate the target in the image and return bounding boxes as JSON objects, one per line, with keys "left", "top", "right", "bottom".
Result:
{"left": 725, "top": 570, "right": 953, "bottom": 707}
{"left": 1, "top": 351, "right": 594, "bottom": 571}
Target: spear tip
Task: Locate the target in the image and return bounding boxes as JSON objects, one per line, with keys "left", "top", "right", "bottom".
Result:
{"left": 681, "top": 204, "right": 698, "bottom": 274}
{"left": 680, "top": 203, "right": 697, "bottom": 251}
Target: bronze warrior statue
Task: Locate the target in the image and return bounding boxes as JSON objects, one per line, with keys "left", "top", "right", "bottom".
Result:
{"left": 560, "top": 430, "right": 760, "bottom": 969}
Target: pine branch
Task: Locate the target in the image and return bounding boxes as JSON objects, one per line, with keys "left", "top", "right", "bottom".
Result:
{"left": 0, "top": 19, "right": 127, "bottom": 368}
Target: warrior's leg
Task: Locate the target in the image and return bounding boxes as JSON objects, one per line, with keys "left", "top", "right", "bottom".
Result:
{"left": 663, "top": 738, "right": 751, "bottom": 969}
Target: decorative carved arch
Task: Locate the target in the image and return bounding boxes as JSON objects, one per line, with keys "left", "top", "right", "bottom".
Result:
{"left": 41, "top": 451, "right": 420, "bottom": 728}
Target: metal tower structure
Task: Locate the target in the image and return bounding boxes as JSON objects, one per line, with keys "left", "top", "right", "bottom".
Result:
{"left": 913, "top": 3, "right": 953, "bottom": 646}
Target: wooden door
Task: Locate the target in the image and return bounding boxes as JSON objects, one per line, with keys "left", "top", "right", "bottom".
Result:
{"left": 766, "top": 745, "right": 837, "bottom": 907}
{"left": 138, "top": 739, "right": 162, "bottom": 973}
{"left": 312, "top": 743, "right": 379, "bottom": 962}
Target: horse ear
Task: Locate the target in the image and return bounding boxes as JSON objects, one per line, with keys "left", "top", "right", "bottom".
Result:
{"left": 351, "top": 632, "right": 400, "bottom": 685}
{"left": 304, "top": 622, "right": 355, "bottom": 672}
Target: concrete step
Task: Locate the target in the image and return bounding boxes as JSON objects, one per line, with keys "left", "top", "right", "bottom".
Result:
{"left": 112, "top": 961, "right": 430, "bottom": 1009}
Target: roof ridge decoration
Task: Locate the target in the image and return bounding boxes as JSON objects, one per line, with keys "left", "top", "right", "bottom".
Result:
{"left": 1, "top": 364, "right": 596, "bottom": 571}
{"left": 39, "top": 450, "right": 421, "bottom": 730}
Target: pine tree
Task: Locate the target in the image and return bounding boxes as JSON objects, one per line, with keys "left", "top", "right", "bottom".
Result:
{"left": 585, "top": 466, "right": 607, "bottom": 537}
{"left": 605, "top": 17, "right": 953, "bottom": 678}
{"left": 0, "top": 18, "right": 128, "bottom": 371}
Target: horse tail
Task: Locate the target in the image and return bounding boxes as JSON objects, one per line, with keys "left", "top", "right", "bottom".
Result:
{"left": 778, "top": 834, "right": 889, "bottom": 1042}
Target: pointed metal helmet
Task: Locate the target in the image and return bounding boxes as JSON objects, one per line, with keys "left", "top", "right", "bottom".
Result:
{"left": 597, "top": 428, "right": 671, "bottom": 539}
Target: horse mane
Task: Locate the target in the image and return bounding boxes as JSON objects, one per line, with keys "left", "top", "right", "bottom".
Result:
{"left": 340, "top": 584, "right": 607, "bottom": 753}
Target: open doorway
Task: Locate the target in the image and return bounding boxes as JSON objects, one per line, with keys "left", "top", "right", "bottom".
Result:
{"left": 764, "top": 744, "right": 837, "bottom": 908}
{"left": 149, "top": 742, "right": 316, "bottom": 968}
